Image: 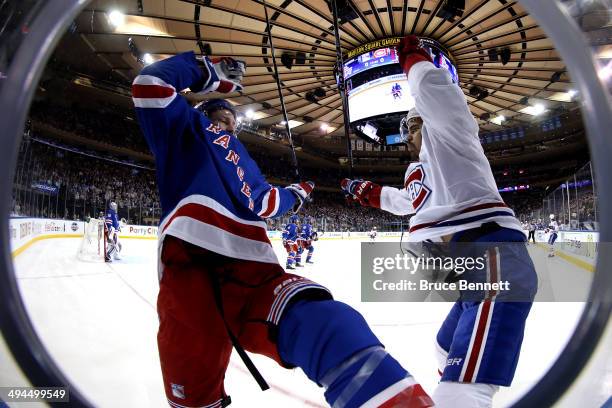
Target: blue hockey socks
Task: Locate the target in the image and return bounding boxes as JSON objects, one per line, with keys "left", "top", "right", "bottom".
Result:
{"left": 277, "top": 300, "right": 410, "bottom": 408}
{"left": 286, "top": 251, "right": 295, "bottom": 268}
{"left": 306, "top": 246, "right": 314, "bottom": 263}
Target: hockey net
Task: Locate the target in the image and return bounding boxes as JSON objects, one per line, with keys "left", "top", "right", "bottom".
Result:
{"left": 77, "top": 219, "right": 106, "bottom": 262}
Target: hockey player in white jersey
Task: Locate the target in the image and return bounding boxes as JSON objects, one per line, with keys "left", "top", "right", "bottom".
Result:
{"left": 342, "top": 35, "right": 537, "bottom": 407}
{"left": 547, "top": 214, "right": 559, "bottom": 257}
{"left": 369, "top": 227, "right": 377, "bottom": 243}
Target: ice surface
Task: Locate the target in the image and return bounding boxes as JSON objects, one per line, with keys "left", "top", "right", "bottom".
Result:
{"left": 11, "top": 236, "right": 595, "bottom": 407}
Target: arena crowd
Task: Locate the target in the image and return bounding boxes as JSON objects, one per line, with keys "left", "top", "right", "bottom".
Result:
{"left": 11, "top": 126, "right": 597, "bottom": 232}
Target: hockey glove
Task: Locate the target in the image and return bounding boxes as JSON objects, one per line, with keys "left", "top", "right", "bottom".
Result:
{"left": 398, "top": 35, "right": 433, "bottom": 76}
{"left": 197, "top": 56, "right": 246, "bottom": 94}
{"left": 341, "top": 178, "right": 382, "bottom": 208}
{"left": 285, "top": 181, "right": 315, "bottom": 214}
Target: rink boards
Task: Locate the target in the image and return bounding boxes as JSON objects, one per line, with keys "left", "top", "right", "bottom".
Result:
{"left": 9, "top": 217, "right": 599, "bottom": 272}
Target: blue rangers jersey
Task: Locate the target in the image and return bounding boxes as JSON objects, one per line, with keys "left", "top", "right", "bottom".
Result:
{"left": 132, "top": 52, "right": 297, "bottom": 265}
{"left": 283, "top": 223, "right": 298, "bottom": 242}
{"left": 105, "top": 209, "right": 120, "bottom": 232}
{"left": 300, "top": 224, "right": 313, "bottom": 240}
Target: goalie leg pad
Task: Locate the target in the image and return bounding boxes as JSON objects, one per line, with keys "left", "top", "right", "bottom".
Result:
{"left": 105, "top": 240, "right": 117, "bottom": 260}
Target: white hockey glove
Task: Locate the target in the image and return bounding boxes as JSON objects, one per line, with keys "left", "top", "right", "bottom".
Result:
{"left": 285, "top": 181, "right": 315, "bottom": 214}
{"left": 197, "top": 56, "right": 246, "bottom": 94}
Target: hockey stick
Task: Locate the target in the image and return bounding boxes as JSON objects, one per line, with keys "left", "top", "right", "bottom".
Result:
{"left": 262, "top": 0, "right": 301, "bottom": 181}
{"left": 209, "top": 270, "right": 270, "bottom": 393}
{"left": 330, "top": 0, "right": 355, "bottom": 178}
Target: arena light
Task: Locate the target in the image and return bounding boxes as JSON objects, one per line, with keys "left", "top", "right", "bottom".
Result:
{"left": 108, "top": 10, "right": 125, "bottom": 27}
{"left": 549, "top": 90, "right": 576, "bottom": 102}
{"left": 287, "top": 120, "right": 303, "bottom": 129}
{"left": 320, "top": 123, "right": 330, "bottom": 132}
{"left": 245, "top": 109, "right": 255, "bottom": 119}
{"left": 110, "top": 15, "right": 172, "bottom": 37}
{"left": 519, "top": 103, "right": 547, "bottom": 116}
{"left": 598, "top": 61, "right": 612, "bottom": 80}
{"left": 491, "top": 115, "right": 505, "bottom": 125}
{"left": 533, "top": 104, "right": 546, "bottom": 116}
{"left": 143, "top": 53, "right": 154, "bottom": 65}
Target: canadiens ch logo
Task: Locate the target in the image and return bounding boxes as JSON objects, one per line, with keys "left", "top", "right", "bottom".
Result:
{"left": 405, "top": 164, "right": 431, "bottom": 212}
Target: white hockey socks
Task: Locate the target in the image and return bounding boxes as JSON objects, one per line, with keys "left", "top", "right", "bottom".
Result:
{"left": 432, "top": 381, "right": 499, "bottom": 408}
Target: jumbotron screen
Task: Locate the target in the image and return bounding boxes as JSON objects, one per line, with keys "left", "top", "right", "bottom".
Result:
{"left": 344, "top": 39, "right": 458, "bottom": 124}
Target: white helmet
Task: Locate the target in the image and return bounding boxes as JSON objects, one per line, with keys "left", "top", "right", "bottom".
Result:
{"left": 399, "top": 107, "right": 421, "bottom": 143}
{"left": 110, "top": 202, "right": 118, "bottom": 212}
{"left": 406, "top": 106, "right": 421, "bottom": 122}
{"left": 549, "top": 214, "right": 555, "bottom": 220}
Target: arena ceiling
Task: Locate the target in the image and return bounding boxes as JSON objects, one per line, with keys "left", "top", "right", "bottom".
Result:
{"left": 73, "top": 0, "right": 582, "bottom": 137}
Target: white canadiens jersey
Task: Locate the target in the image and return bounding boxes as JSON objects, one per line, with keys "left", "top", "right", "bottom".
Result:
{"left": 549, "top": 220, "right": 559, "bottom": 232}
{"left": 379, "top": 61, "right": 522, "bottom": 241}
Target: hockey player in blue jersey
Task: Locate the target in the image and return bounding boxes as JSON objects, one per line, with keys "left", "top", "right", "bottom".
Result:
{"left": 104, "top": 201, "right": 121, "bottom": 262}
{"left": 282, "top": 214, "right": 299, "bottom": 269}
{"left": 294, "top": 216, "right": 305, "bottom": 267}
{"left": 132, "top": 52, "right": 432, "bottom": 407}
{"left": 300, "top": 216, "right": 315, "bottom": 264}
{"left": 392, "top": 82, "right": 402, "bottom": 100}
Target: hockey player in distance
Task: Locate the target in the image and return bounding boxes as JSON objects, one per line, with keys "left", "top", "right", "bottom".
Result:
{"left": 294, "top": 215, "right": 305, "bottom": 267}
{"left": 104, "top": 201, "right": 121, "bottom": 262}
{"left": 132, "top": 52, "right": 432, "bottom": 407}
{"left": 369, "top": 226, "right": 378, "bottom": 243}
{"left": 300, "top": 216, "right": 316, "bottom": 264}
{"left": 282, "top": 214, "right": 300, "bottom": 269}
{"left": 392, "top": 82, "right": 402, "bottom": 100}
{"left": 341, "top": 35, "right": 537, "bottom": 407}
{"left": 547, "top": 214, "right": 559, "bottom": 257}
{"left": 527, "top": 220, "right": 537, "bottom": 244}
